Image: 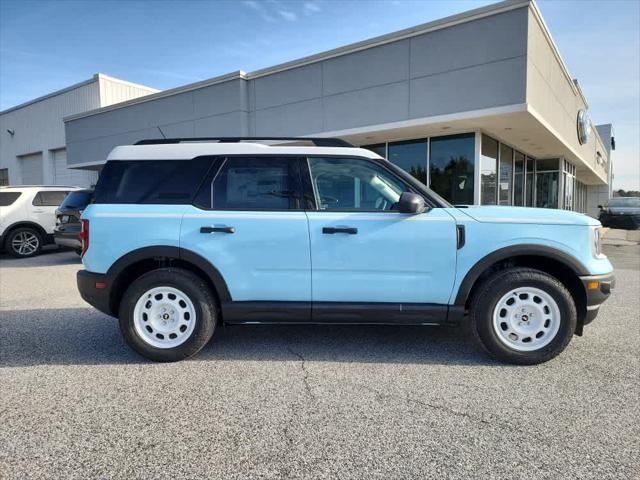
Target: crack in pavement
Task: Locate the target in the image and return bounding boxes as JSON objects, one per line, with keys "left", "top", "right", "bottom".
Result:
{"left": 286, "top": 345, "right": 316, "bottom": 402}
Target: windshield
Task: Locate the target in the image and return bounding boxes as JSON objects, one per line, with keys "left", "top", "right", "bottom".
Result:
{"left": 0, "top": 192, "right": 21, "bottom": 207}
{"left": 60, "top": 190, "right": 93, "bottom": 209}
{"left": 608, "top": 197, "right": 640, "bottom": 208}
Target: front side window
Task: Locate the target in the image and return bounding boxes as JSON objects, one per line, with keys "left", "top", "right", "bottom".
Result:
{"left": 211, "top": 157, "right": 300, "bottom": 210}
{"left": 308, "top": 157, "right": 410, "bottom": 211}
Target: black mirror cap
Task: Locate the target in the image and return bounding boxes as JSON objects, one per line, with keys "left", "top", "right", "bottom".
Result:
{"left": 398, "top": 192, "right": 428, "bottom": 214}
{"left": 597, "top": 205, "right": 604, "bottom": 209}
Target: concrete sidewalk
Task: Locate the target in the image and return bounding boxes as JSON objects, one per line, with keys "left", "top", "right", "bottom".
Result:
{"left": 602, "top": 228, "right": 640, "bottom": 246}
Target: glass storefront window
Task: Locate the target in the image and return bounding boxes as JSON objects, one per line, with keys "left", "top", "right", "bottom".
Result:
{"left": 513, "top": 151, "right": 525, "bottom": 206}
{"left": 387, "top": 139, "right": 427, "bottom": 185}
{"left": 481, "top": 135, "right": 498, "bottom": 205}
{"left": 362, "top": 143, "right": 386, "bottom": 159}
{"left": 498, "top": 144, "right": 513, "bottom": 205}
{"left": 535, "top": 171, "right": 559, "bottom": 208}
{"left": 525, "top": 156, "right": 535, "bottom": 207}
{"left": 429, "top": 133, "right": 475, "bottom": 205}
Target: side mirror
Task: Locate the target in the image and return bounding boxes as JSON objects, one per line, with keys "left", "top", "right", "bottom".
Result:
{"left": 398, "top": 192, "right": 427, "bottom": 214}
{"left": 597, "top": 205, "right": 603, "bottom": 209}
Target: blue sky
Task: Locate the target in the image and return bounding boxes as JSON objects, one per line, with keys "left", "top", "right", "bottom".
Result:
{"left": 1, "top": 0, "right": 638, "bottom": 189}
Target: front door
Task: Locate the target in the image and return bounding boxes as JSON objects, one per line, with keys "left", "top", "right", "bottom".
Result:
{"left": 180, "top": 156, "right": 311, "bottom": 321}
{"left": 305, "top": 156, "right": 457, "bottom": 320}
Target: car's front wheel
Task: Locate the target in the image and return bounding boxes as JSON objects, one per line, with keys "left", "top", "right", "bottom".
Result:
{"left": 469, "top": 267, "right": 577, "bottom": 365}
{"left": 119, "top": 268, "right": 217, "bottom": 362}
{"left": 5, "top": 227, "right": 43, "bottom": 258}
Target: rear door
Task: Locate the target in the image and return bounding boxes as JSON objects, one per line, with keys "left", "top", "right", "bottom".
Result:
{"left": 31, "top": 190, "right": 71, "bottom": 233}
{"left": 305, "top": 156, "right": 458, "bottom": 310}
{"left": 181, "top": 156, "right": 312, "bottom": 316}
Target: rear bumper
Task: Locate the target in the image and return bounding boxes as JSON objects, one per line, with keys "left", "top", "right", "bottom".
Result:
{"left": 77, "top": 270, "right": 114, "bottom": 317}
{"left": 579, "top": 272, "right": 615, "bottom": 325}
{"left": 53, "top": 225, "right": 81, "bottom": 249}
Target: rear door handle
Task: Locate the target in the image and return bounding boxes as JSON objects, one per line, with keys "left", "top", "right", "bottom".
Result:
{"left": 322, "top": 227, "right": 358, "bottom": 235}
{"left": 200, "top": 226, "right": 235, "bottom": 234}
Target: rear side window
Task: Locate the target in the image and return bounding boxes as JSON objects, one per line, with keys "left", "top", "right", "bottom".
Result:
{"left": 0, "top": 192, "right": 21, "bottom": 206}
{"left": 33, "top": 191, "right": 70, "bottom": 206}
{"left": 60, "top": 190, "right": 93, "bottom": 209}
{"left": 195, "top": 157, "right": 301, "bottom": 210}
{"left": 94, "top": 158, "right": 214, "bottom": 204}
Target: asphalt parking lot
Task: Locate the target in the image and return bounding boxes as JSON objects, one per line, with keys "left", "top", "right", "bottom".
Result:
{"left": 1, "top": 245, "right": 639, "bottom": 479}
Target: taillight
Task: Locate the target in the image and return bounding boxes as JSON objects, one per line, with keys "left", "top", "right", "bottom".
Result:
{"left": 80, "top": 219, "right": 89, "bottom": 256}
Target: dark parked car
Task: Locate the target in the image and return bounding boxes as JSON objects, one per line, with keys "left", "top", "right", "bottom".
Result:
{"left": 598, "top": 197, "right": 640, "bottom": 230}
{"left": 54, "top": 189, "right": 93, "bottom": 253}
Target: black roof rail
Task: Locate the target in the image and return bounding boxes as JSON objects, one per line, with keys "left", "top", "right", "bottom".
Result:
{"left": 134, "top": 137, "right": 354, "bottom": 148}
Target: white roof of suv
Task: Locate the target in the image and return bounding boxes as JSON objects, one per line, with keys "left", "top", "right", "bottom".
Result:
{"left": 0, "top": 185, "right": 81, "bottom": 191}
{"left": 107, "top": 140, "right": 383, "bottom": 162}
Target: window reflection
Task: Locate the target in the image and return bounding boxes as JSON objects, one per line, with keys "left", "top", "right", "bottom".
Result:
{"left": 481, "top": 135, "right": 498, "bottom": 205}
{"left": 499, "top": 143, "right": 513, "bottom": 205}
{"left": 429, "top": 133, "right": 475, "bottom": 205}
{"left": 387, "top": 140, "right": 428, "bottom": 185}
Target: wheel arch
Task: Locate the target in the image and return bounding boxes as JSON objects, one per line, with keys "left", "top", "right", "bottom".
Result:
{"left": 106, "top": 246, "right": 231, "bottom": 316}
{"left": 455, "top": 245, "right": 589, "bottom": 333}
{"left": 2, "top": 221, "right": 49, "bottom": 246}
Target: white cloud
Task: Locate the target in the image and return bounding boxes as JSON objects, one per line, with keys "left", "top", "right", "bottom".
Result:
{"left": 278, "top": 9, "right": 298, "bottom": 21}
{"left": 304, "top": 1, "right": 321, "bottom": 15}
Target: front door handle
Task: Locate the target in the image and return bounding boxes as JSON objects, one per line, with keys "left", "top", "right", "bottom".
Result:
{"left": 322, "top": 226, "right": 358, "bottom": 235}
{"left": 200, "top": 226, "right": 235, "bottom": 234}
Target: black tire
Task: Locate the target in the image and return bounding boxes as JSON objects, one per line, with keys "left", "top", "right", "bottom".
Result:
{"left": 469, "top": 267, "right": 577, "bottom": 365}
{"left": 5, "top": 227, "right": 43, "bottom": 258}
{"left": 118, "top": 268, "right": 217, "bottom": 362}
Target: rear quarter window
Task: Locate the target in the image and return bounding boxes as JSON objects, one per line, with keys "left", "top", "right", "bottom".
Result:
{"left": 0, "top": 192, "right": 22, "bottom": 206}
{"left": 33, "top": 191, "right": 70, "bottom": 206}
{"left": 94, "top": 158, "right": 214, "bottom": 204}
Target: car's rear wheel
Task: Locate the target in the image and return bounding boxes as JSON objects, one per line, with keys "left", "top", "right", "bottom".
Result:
{"left": 6, "top": 227, "right": 42, "bottom": 258}
{"left": 119, "top": 268, "right": 217, "bottom": 362}
{"left": 469, "top": 267, "right": 576, "bottom": 365}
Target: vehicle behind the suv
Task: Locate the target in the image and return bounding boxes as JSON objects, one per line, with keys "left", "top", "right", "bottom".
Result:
{"left": 0, "top": 186, "right": 79, "bottom": 257}
{"left": 54, "top": 189, "right": 94, "bottom": 254}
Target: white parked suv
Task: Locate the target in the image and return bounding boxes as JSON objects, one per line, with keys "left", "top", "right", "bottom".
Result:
{"left": 0, "top": 186, "right": 80, "bottom": 258}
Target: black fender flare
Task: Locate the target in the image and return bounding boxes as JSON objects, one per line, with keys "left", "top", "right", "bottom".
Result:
{"left": 106, "top": 245, "right": 232, "bottom": 302}
{"left": 454, "top": 244, "right": 590, "bottom": 306}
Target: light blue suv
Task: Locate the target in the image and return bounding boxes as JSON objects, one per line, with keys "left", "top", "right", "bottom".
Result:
{"left": 77, "top": 137, "right": 615, "bottom": 364}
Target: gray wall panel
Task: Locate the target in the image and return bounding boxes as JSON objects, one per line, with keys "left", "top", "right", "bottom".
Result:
{"left": 322, "top": 40, "right": 410, "bottom": 96}
{"left": 194, "top": 111, "right": 249, "bottom": 136}
{"left": 254, "top": 64, "right": 322, "bottom": 110}
{"left": 324, "top": 82, "right": 409, "bottom": 131}
{"left": 410, "top": 8, "right": 528, "bottom": 79}
{"left": 409, "top": 56, "right": 526, "bottom": 118}
{"left": 254, "top": 99, "right": 323, "bottom": 136}
{"left": 193, "top": 80, "right": 248, "bottom": 117}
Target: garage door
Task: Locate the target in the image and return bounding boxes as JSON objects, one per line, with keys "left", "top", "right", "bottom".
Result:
{"left": 53, "top": 149, "right": 98, "bottom": 187}
{"left": 19, "top": 153, "right": 43, "bottom": 185}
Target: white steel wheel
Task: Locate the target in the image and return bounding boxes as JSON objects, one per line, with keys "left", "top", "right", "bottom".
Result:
{"left": 133, "top": 286, "right": 197, "bottom": 349}
{"left": 492, "top": 287, "right": 561, "bottom": 352}
{"left": 11, "top": 231, "right": 40, "bottom": 256}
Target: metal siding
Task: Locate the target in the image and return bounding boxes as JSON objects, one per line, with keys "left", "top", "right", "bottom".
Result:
{"left": 19, "top": 152, "right": 43, "bottom": 184}
{"left": 53, "top": 148, "right": 97, "bottom": 187}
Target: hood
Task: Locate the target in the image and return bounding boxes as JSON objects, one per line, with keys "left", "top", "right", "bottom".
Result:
{"left": 458, "top": 206, "right": 600, "bottom": 226}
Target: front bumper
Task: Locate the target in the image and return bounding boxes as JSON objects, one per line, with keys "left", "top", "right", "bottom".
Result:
{"left": 579, "top": 272, "right": 615, "bottom": 325}
{"left": 77, "top": 270, "right": 114, "bottom": 317}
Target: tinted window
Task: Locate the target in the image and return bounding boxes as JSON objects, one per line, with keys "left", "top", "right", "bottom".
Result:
{"left": 210, "top": 157, "right": 300, "bottom": 210}
{"left": 429, "top": 133, "right": 475, "bottom": 205}
{"left": 308, "top": 157, "right": 410, "bottom": 211}
{"left": 33, "top": 191, "right": 70, "bottom": 207}
{"left": 60, "top": 190, "right": 93, "bottom": 209}
{"left": 608, "top": 197, "right": 640, "bottom": 208}
{"left": 0, "top": 192, "right": 21, "bottom": 206}
{"left": 94, "top": 158, "right": 213, "bottom": 204}
{"left": 387, "top": 140, "right": 427, "bottom": 184}
{"left": 480, "top": 135, "right": 498, "bottom": 205}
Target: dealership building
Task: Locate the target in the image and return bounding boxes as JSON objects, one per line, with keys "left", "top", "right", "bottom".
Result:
{"left": 0, "top": 74, "right": 157, "bottom": 187}
{"left": 5, "top": 0, "right": 615, "bottom": 216}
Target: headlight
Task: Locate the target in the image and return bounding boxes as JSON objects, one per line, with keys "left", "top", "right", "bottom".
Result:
{"left": 591, "top": 226, "right": 605, "bottom": 258}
